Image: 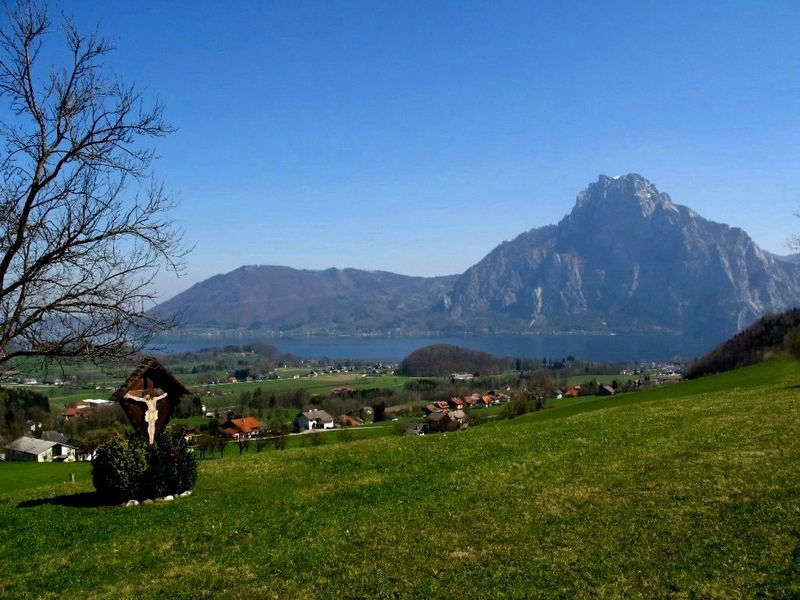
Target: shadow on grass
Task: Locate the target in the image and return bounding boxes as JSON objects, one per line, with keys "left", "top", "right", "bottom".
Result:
{"left": 17, "top": 491, "right": 116, "bottom": 509}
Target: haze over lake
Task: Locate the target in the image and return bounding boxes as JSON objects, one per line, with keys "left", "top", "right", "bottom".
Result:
{"left": 155, "top": 333, "right": 724, "bottom": 363}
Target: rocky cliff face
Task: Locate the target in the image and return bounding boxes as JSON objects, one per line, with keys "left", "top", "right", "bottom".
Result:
{"left": 444, "top": 174, "right": 800, "bottom": 336}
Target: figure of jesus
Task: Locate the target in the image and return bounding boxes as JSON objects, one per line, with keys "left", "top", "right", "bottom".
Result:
{"left": 124, "top": 390, "right": 168, "bottom": 444}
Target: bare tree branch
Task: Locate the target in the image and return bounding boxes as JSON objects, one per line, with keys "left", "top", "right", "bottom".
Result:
{"left": 0, "top": 0, "right": 187, "bottom": 366}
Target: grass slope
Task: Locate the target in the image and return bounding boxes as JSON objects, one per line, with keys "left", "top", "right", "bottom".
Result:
{"left": 1, "top": 360, "right": 799, "bottom": 598}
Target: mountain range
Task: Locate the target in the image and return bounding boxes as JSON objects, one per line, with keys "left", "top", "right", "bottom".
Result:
{"left": 152, "top": 174, "right": 800, "bottom": 338}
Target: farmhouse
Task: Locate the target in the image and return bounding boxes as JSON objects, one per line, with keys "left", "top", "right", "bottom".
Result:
{"left": 5, "top": 436, "right": 76, "bottom": 462}
{"left": 222, "top": 416, "right": 263, "bottom": 440}
{"left": 294, "top": 409, "right": 335, "bottom": 431}
{"left": 40, "top": 430, "right": 69, "bottom": 444}
{"left": 334, "top": 414, "right": 364, "bottom": 428}
{"left": 425, "top": 410, "right": 453, "bottom": 432}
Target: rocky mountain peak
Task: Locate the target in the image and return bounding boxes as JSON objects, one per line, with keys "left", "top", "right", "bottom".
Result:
{"left": 571, "top": 173, "right": 675, "bottom": 220}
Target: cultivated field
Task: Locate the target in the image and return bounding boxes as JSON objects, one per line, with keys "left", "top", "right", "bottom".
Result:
{"left": 1, "top": 359, "right": 799, "bottom": 598}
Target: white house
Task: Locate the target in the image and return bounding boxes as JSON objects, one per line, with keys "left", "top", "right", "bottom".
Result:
{"left": 4, "top": 436, "right": 76, "bottom": 462}
{"left": 294, "top": 409, "right": 335, "bottom": 431}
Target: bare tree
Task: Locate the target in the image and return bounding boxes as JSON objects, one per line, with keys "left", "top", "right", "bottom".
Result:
{"left": 0, "top": 1, "right": 186, "bottom": 366}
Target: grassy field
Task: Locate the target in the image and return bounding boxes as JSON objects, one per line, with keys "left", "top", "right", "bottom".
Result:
{"left": 1, "top": 358, "right": 799, "bottom": 598}
{"left": 37, "top": 373, "right": 419, "bottom": 412}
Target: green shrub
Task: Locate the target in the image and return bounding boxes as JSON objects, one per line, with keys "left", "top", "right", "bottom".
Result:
{"left": 92, "top": 430, "right": 198, "bottom": 502}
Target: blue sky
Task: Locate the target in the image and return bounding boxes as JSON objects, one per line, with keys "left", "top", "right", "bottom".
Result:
{"left": 58, "top": 1, "right": 800, "bottom": 300}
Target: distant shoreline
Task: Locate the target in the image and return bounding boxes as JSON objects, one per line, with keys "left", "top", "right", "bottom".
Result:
{"left": 150, "top": 332, "right": 722, "bottom": 363}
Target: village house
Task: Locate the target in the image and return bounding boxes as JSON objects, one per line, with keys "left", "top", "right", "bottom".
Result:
{"left": 464, "top": 393, "right": 481, "bottom": 407}
{"left": 474, "top": 396, "right": 493, "bottom": 409}
{"left": 222, "top": 416, "right": 263, "bottom": 440}
{"left": 41, "top": 430, "right": 70, "bottom": 444}
{"left": 5, "top": 436, "right": 76, "bottom": 462}
{"left": 294, "top": 409, "right": 335, "bottom": 431}
{"left": 171, "top": 423, "right": 200, "bottom": 443}
{"left": 403, "top": 423, "right": 425, "bottom": 436}
{"left": 598, "top": 385, "right": 616, "bottom": 396}
{"left": 447, "top": 396, "right": 465, "bottom": 410}
{"left": 334, "top": 414, "right": 364, "bottom": 428}
{"left": 425, "top": 410, "right": 451, "bottom": 432}
{"left": 59, "top": 405, "right": 85, "bottom": 420}
{"left": 450, "top": 372, "right": 474, "bottom": 381}
{"left": 449, "top": 409, "right": 467, "bottom": 426}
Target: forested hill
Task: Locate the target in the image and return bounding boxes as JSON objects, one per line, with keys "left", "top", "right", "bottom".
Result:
{"left": 398, "top": 344, "right": 504, "bottom": 376}
{"left": 687, "top": 308, "right": 800, "bottom": 379}
{"left": 150, "top": 265, "right": 457, "bottom": 334}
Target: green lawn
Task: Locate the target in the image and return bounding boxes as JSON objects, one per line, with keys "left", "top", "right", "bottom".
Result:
{"left": 204, "top": 373, "right": 415, "bottom": 396}
{"left": 40, "top": 373, "right": 418, "bottom": 412}
{"left": 1, "top": 359, "right": 799, "bottom": 598}
{"left": 0, "top": 462, "right": 91, "bottom": 493}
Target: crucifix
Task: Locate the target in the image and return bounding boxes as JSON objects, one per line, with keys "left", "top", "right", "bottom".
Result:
{"left": 113, "top": 356, "right": 189, "bottom": 446}
{"left": 124, "top": 386, "right": 169, "bottom": 445}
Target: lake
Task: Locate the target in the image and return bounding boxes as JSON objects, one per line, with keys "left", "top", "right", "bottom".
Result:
{"left": 153, "top": 333, "right": 724, "bottom": 363}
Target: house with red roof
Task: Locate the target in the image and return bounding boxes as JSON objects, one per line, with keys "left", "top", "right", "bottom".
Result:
{"left": 221, "top": 416, "right": 263, "bottom": 440}
{"left": 447, "top": 397, "right": 465, "bottom": 410}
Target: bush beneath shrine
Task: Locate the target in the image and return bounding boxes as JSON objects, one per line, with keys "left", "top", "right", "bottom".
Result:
{"left": 92, "top": 430, "right": 198, "bottom": 502}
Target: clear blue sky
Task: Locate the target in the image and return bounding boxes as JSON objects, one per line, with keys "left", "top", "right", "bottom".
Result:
{"left": 60, "top": 0, "right": 800, "bottom": 300}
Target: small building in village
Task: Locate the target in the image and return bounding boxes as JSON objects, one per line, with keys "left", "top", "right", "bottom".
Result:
{"left": 4, "top": 436, "right": 76, "bottom": 462}
{"left": 403, "top": 423, "right": 426, "bottom": 436}
{"left": 222, "top": 416, "right": 263, "bottom": 440}
{"left": 41, "top": 430, "right": 70, "bottom": 444}
{"left": 449, "top": 409, "right": 467, "bottom": 426}
{"left": 447, "top": 397, "right": 465, "bottom": 410}
{"left": 294, "top": 409, "right": 335, "bottom": 431}
{"left": 334, "top": 414, "right": 364, "bottom": 428}
{"left": 425, "top": 410, "right": 452, "bottom": 432}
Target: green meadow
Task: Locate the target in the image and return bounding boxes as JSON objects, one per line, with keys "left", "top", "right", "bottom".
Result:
{"left": 1, "top": 359, "right": 799, "bottom": 598}
{"left": 36, "top": 372, "right": 419, "bottom": 412}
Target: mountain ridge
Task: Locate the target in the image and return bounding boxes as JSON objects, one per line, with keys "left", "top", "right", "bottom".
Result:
{"left": 152, "top": 174, "right": 800, "bottom": 338}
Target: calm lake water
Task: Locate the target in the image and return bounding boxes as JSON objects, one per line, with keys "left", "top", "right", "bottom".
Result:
{"left": 153, "top": 333, "right": 724, "bottom": 363}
